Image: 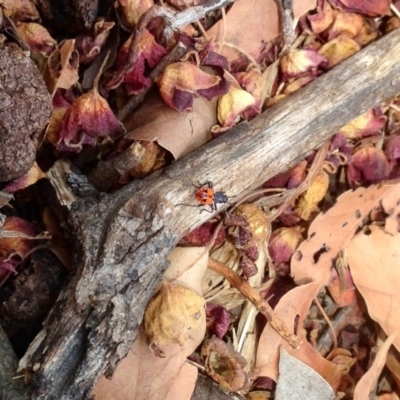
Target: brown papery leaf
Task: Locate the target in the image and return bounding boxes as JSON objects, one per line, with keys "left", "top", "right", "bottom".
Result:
{"left": 44, "top": 40, "right": 79, "bottom": 96}
{"left": 93, "top": 247, "right": 208, "bottom": 400}
{"left": 207, "top": 0, "right": 317, "bottom": 63}
{"left": 291, "top": 180, "right": 400, "bottom": 289}
{"left": 353, "top": 332, "right": 398, "bottom": 399}
{"left": 347, "top": 227, "right": 400, "bottom": 351}
{"left": 124, "top": 95, "right": 217, "bottom": 160}
{"left": 164, "top": 247, "right": 208, "bottom": 293}
{"left": 93, "top": 325, "right": 203, "bottom": 400}
{"left": 253, "top": 282, "right": 344, "bottom": 391}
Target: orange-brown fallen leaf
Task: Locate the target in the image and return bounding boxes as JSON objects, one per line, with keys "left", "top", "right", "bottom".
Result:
{"left": 93, "top": 247, "right": 208, "bottom": 400}
{"left": 93, "top": 325, "right": 203, "bottom": 400}
{"left": 253, "top": 282, "right": 345, "bottom": 391}
{"left": 207, "top": 0, "right": 317, "bottom": 63}
{"left": 291, "top": 180, "right": 400, "bottom": 289}
{"left": 43, "top": 39, "right": 79, "bottom": 96}
{"left": 347, "top": 226, "right": 400, "bottom": 351}
{"left": 124, "top": 95, "right": 217, "bottom": 160}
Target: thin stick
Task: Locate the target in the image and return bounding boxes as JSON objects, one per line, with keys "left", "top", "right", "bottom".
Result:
{"left": 277, "top": 0, "right": 296, "bottom": 49}
{"left": 208, "top": 257, "right": 302, "bottom": 348}
{"left": 313, "top": 297, "right": 338, "bottom": 353}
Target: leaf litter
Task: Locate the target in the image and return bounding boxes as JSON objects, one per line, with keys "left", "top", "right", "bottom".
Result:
{"left": 3, "top": 0, "right": 400, "bottom": 399}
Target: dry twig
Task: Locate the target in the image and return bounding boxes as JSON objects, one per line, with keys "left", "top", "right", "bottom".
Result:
{"left": 208, "top": 257, "right": 302, "bottom": 348}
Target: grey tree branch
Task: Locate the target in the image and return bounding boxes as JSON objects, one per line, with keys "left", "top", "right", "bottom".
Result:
{"left": 15, "top": 28, "right": 400, "bottom": 399}
{"left": 0, "top": 323, "right": 27, "bottom": 400}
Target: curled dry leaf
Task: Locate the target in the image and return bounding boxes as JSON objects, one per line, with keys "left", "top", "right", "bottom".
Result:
{"left": 234, "top": 69, "right": 265, "bottom": 119}
{"left": 206, "top": 303, "right": 231, "bottom": 338}
{"left": 45, "top": 90, "right": 77, "bottom": 146}
{"left": 125, "top": 140, "right": 165, "bottom": 179}
{"left": 268, "top": 226, "right": 303, "bottom": 265}
{"left": 385, "top": 134, "right": 400, "bottom": 166}
{"left": 124, "top": 94, "right": 217, "bottom": 160}
{"left": 216, "top": 85, "right": 256, "bottom": 129}
{"left": 201, "top": 336, "right": 248, "bottom": 392}
{"left": 144, "top": 280, "right": 205, "bottom": 349}
{"left": 308, "top": 0, "right": 334, "bottom": 34}
{"left": 44, "top": 39, "right": 80, "bottom": 95}
{"left": 237, "top": 203, "right": 270, "bottom": 244}
{"left": 254, "top": 282, "right": 344, "bottom": 391}
{"left": 111, "top": 29, "right": 167, "bottom": 95}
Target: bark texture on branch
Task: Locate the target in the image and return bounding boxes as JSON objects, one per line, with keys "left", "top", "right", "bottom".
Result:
{"left": 18, "top": 28, "right": 400, "bottom": 399}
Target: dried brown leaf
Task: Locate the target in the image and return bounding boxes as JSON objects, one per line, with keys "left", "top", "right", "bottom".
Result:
{"left": 291, "top": 180, "right": 400, "bottom": 288}
{"left": 93, "top": 247, "right": 208, "bottom": 400}
{"left": 253, "top": 282, "right": 344, "bottom": 390}
{"left": 44, "top": 40, "right": 79, "bottom": 96}
{"left": 347, "top": 226, "right": 400, "bottom": 351}
{"left": 124, "top": 95, "right": 217, "bottom": 160}
{"left": 207, "top": 0, "right": 317, "bottom": 62}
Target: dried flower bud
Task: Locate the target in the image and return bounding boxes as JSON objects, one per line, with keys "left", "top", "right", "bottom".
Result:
{"left": 240, "top": 254, "right": 258, "bottom": 278}
{"left": 144, "top": 281, "right": 205, "bottom": 349}
{"left": 17, "top": 22, "right": 57, "bottom": 56}
{"left": 206, "top": 303, "right": 230, "bottom": 338}
{"left": 57, "top": 90, "right": 125, "bottom": 152}
{"left": 0, "top": 216, "right": 38, "bottom": 282}
{"left": 229, "top": 226, "right": 253, "bottom": 249}
{"left": 243, "top": 245, "right": 259, "bottom": 262}
{"left": 223, "top": 212, "right": 249, "bottom": 228}
{"left": 268, "top": 226, "right": 303, "bottom": 265}
{"left": 75, "top": 19, "right": 115, "bottom": 64}
{"left": 279, "top": 49, "right": 326, "bottom": 81}
{"left": 201, "top": 337, "right": 248, "bottom": 392}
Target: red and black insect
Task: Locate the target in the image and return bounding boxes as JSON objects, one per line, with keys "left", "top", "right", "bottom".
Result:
{"left": 179, "top": 181, "right": 229, "bottom": 213}
{"left": 195, "top": 181, "right": 228, "bottom": 212}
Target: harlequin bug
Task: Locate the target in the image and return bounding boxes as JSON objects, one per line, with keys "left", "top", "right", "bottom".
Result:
{"left": 178, "top": 181, "right": 229, "bottom": 213}
{"left": 195, "top": 181, "right": 228, "bottom": 212}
